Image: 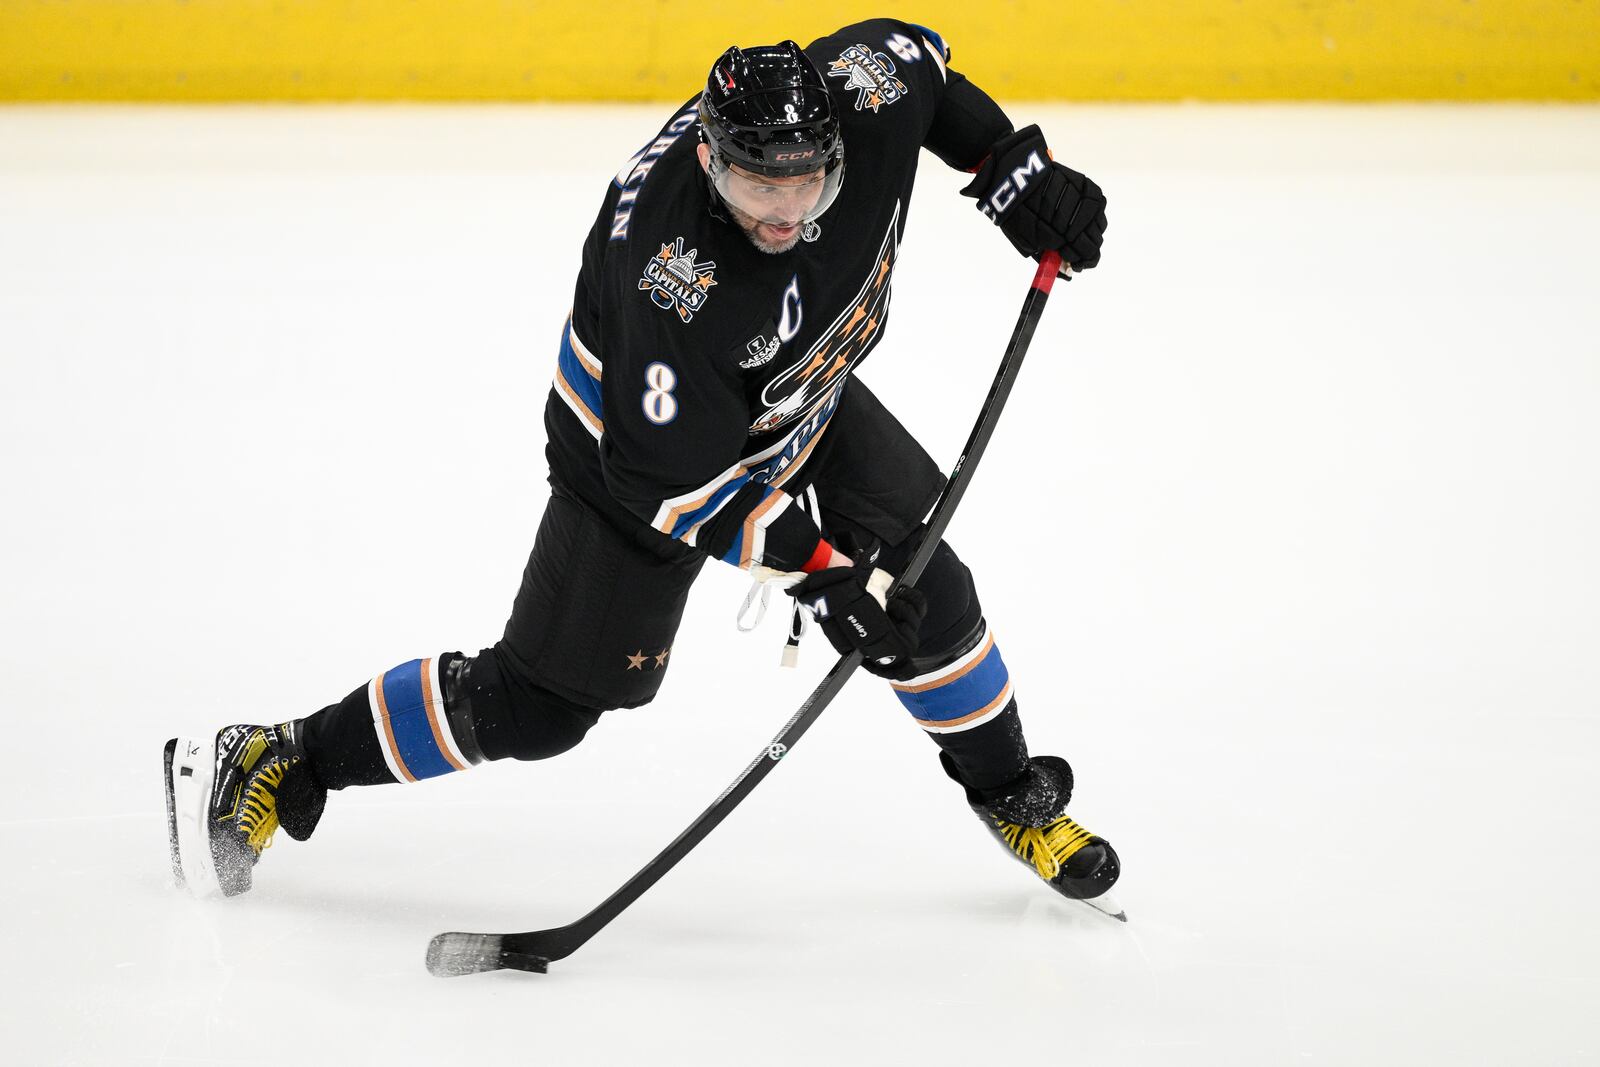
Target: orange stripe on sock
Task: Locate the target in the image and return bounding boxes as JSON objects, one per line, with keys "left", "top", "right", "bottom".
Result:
{"left": 893, "top": 632, "right": 996, "bottom": 694}
{"left": 372, "top": 670, "right": 418, "bottom": 783}
{"left": 914, "top": 682, "right": 1014, "bottom": 731}
{"left": 420, "top": 657, "right": 467, "bottom": 773}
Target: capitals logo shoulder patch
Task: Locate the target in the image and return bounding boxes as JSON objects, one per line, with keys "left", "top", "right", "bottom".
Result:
{"left": 640, "top": 237, "right": 718, "bottom": 323}
{"left": 826, "top": 45, "right": 909, "bottom": 113}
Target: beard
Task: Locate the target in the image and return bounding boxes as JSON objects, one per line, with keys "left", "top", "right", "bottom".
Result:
{"left": 728, "top": 204, "right": 805, "bottom": 255}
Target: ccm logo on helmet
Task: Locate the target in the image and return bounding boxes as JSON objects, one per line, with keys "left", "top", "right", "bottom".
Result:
{"left": 774, "top": 149, "right": 816, "bottom": 162}
{"left": 979, "top": 150, "right": 1047, "bottom": 220}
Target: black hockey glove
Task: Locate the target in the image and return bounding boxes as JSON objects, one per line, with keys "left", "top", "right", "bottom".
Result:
{"left": 788, "top": 560, "right": 927, "bottom": 678}
{"left": 961, "top": 124, "right": 1106, "bottom": 272}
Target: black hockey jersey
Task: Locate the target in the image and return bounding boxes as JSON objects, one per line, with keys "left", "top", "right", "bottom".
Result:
{"left": 545, "top": 18, "right": 1011, "bottom": 573}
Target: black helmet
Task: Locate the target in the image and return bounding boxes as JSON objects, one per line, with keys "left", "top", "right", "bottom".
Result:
{"left": 699, "top": 42, "right": 845, "bottom": 225}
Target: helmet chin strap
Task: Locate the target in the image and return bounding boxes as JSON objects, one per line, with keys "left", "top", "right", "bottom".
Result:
{"left": 699, "top": 133, "right": 734, "bottom": 225}
{"left": 704, "top": 174, "right": 735, "bottom": 225}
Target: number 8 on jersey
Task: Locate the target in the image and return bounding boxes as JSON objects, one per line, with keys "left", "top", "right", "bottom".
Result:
{"left": 642, "top": 361, "right": 679, "bottom": 425}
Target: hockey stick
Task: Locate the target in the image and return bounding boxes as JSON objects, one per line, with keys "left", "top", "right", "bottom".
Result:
{"left": 426, "top": 251, "right": 1066, "bottom": 977}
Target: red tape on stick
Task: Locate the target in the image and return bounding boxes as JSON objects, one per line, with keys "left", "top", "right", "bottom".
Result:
{"left": 1033, "top": 251, "right": 1063, "bottom": 293}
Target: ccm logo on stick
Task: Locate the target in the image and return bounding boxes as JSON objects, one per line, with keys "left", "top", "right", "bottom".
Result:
{"left": 979, "top": 151, "right": 1046, "bottom": 220}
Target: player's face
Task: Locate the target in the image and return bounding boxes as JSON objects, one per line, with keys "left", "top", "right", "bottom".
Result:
{"left": 724, "top": 163, "right": 826, "bottom": 225}
{"left": 698, "top": 144, "right": 826, "bottom": 254}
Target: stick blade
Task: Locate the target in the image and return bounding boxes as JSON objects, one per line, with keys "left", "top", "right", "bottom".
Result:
{"left": 427, "top": 932, "right": 512, "bottom": 977}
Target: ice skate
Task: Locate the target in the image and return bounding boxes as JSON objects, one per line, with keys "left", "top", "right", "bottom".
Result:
{"left": 943, "top": 753, "right": 1125, "bottom": 921}
{"left": 163, "top": 721, "right": 324, "bottom": 898}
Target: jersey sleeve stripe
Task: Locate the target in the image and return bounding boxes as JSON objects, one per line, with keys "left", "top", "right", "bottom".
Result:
{"left": 554, "top": 319, "right": 605, "bottom": 439}
{"left": 911, "top": 23, "right": 949, "bottom": 80}
{"left": 738, "top": 487, "right": 793, "bottom": 568}
{"left": 912, "top": 23, "right": 949, "bottom": 62}
{"left": 554, "top": 369, "right": 604, "bottom": 439}
{"left": 568, "top": 319, "right": 603, "bottom": 376}
{"left": 648, "top": 384, "right": 840, "bottom": 548}
{"left": 652, "top": 461, "right": 751, "bottom": 538}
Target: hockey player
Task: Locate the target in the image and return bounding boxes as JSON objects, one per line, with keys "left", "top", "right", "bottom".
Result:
{"left": 164, "top": 20, "right": 1121, "bottom": 919}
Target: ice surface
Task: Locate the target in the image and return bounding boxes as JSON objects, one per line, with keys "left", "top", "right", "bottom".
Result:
{"left": 2, "top": 103, "right": 1598, "bottom": 1064}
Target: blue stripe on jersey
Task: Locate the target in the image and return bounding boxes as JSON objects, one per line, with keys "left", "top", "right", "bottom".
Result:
{"left": 558, "top": 322, "right": 603, "bottom": 418}
{"left": 719, "top": 527, "right": 746, "bottom": 566}
{"left": 894, "top": 641, "right": 1009, "bottom": 723}
{"left": 911, "top": 23, "right": 949, "bottom": 61}
{"left": 668, "top": 471, "right": 750, "bottom": 541}
{"left": 380, "top": 659, "right": 457, "bottom": 780}
{"left": 656, "top": 382, "right": 840, "bottom": 549}
{"left": 716, "top": 484, "right": 780, "bottom": 564}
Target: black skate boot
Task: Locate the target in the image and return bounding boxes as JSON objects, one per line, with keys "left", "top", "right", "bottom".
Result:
{"left": 164, "top": 721, "right": 325, "bottom": 897}
{"left": 942, "top": 752, "right": 1125, "bottom": 921}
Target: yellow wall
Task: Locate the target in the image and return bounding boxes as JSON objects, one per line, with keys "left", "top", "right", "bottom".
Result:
{"left": 2, "top": 1, "right": 1597, "bottom": 102}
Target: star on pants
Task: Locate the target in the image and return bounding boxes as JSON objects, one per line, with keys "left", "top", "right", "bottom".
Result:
{"left": 626, "top": 650, "right": 647, "bottom": 670}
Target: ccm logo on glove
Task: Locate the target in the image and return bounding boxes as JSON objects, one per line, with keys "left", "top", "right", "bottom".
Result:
{"left": 976, "top": 150, "right": 1047, "bottom": 220}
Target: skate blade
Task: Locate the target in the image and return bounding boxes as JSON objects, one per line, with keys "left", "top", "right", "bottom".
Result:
{"left": 1078, "top": 889, "right": 1127, "bottom": 923}
{"left": 166, "top": 735, "right": 224, "bottom": 898}
{"left": 162, "top": 739, "right": 184, "bottom": 888}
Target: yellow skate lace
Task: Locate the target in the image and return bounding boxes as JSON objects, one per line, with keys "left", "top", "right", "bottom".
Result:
{"left": 237, "top": 759, "right": 289, "bottom": 857}
{"left": 994, "top": 815, "right": 1096, "bottom": 881}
